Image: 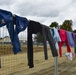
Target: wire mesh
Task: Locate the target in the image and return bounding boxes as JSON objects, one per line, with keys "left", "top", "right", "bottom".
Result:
{"left": 0, "top": 27, "right": 27, "bottom": 75}
{"left": 0, "top": 26, "right": 55, "bottom": 75}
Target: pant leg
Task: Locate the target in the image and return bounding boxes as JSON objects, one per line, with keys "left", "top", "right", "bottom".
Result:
{"left": 42, "top": 25, "right": 48, "bottom": 60}
{"left": 6, "top": 22, "right": 14, "bottom": 44}
{"left": 58, "top": 42, "right": 64, "bottom": 57}
{"left": 27, "top": 25, "right": 34, "bottom": 68}
{"left": 66, "top": 37, "right": 71, "bottom": 53}
{"left": 13, "top": 31, "right": 22, "bottom": 54}
{"left": 43, "top": 26, "right": 58, "bottom": 57}
{"left": 74, "top": 47, "right": 76, "bottom": 54}
{"left": 6, "top": 22, "right": 22, "bottom": 54}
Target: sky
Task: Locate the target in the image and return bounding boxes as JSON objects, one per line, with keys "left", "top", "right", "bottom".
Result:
{"left": 0, "top": 0, "right": 76, "bottom": 40}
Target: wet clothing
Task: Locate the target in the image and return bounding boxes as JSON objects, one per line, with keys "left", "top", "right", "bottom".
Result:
{"left": 50, "top": 27, "right": 61, "bottom": 50}
{"left": 72, "top": 33, "right": 76, "bottom": 54}
{"left": 66, "top": 31, "right": 75, "bottom": 47}
{"left": 0, "top": 9, "right": 29, "bottom": 54}
{"left": 27, "top": 20, "right": 58, "bottom": 68}
{"left": 58, "top": 29, "right": 71, "bottom": 57}
{"left": 7, "top": 15, "right": 29, "bottom": 54}
{"left": 0, "top": 9, "right": 13, "bottom": 27}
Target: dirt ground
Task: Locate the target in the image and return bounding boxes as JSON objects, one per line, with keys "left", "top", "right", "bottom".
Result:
{"left": 0, "top": 46, "right": 76, "bottom": 75}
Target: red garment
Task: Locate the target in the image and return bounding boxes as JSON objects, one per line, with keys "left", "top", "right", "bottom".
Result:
{"left": 58, "top": 29, "right": 71, "bottom": 57}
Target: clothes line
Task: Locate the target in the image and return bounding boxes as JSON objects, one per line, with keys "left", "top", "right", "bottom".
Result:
{"left": 1, "top": 9, "right": 76, "bottom": 75}
{"left": 0, "top": 9, "right": 76, "bottom": 67}
{"left": 0, "top": 9, "right": 76, "bottom": 62}
{"left": 27, "top": 21, "right": 58, "bottom": 68}
{"left": 0, "top": 9, "right": 58, "bottom": 68}
{"left": 0, "top": 10, "right": 59, "bottom": 75}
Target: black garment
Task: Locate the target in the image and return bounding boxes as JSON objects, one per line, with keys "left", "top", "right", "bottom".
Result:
{"left": 27, "top": 20, "right": 58, "bottom": 68}
{"left": 42, "top": 25, "right": 58, "bottom": 57}
{"left": 27, "top": 20, "right": 47, "bottom": 68}
{"left": 74, "top": 48, "right": 76, "bottom": 54}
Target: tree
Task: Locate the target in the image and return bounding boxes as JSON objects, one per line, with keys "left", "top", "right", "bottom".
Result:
{"left": 34, "top": 33, "right": 43, "bottom": 46}
{"left": 73, "top": 30, "right": 76, "bottom": 33}
{"left": 50, "top": 22, "right": 58, "bottom": 28}
{"left": 60, "top": 20, "right": 73, "bottom": 31}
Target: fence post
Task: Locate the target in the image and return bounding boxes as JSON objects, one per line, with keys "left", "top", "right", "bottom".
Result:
{"left": 0, "top": 29, "right": 1, "bottom": 68}
{"left": 0, "top": 57, "right": 1, "bottom": 68}
{"left": 54, "top": 57, "right": 58, "bottom": 75}
{"left": 54, "top": 26, "right": 59, "bottom": 75}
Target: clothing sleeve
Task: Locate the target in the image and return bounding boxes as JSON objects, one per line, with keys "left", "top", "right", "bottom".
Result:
{"left": 58, "top": 42, "right": 63, "bottom": 57}
{"left": 43, "top": 26, "right": 58, "bottom": 57}
{"left": 6, "top": 21, "right": 22, "bottom": 54}
{"left": 66, "top": 33, "right": 71, "bottom": 53}
{"left": 54, "top": 28, "right": 61, "bottom": 42}
{"left": 42, "top": 25, "right": 48, "bottom": 60}
{"left": 27, "top": 24, "right": 34, "bottom": 68}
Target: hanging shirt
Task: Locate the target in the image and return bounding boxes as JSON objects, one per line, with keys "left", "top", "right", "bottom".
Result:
{"left": 0, "top": 9, "right": 29, "bottom": 54}
{"left": 7, "top": 15, "right": 29, "bottom": 54}
{"left": 50, "top": 27, "right": 61, "bottom": 50}
{"left": 66, "top": 31, "right": 75, "bottom": 47}
{"left": 58, "top": 29, "right": 71, "bottom": 57}
{"left": 0, "top": 9, "right": 22, "bottom": 54}
{"left": 27, "top": 20, "right": 58, "bottom": 68}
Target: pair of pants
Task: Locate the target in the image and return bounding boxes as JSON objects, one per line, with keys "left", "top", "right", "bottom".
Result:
{"left": 58, "top": 41, "right": 71, "bottom": 57}
{"left": 58, "top": 29, "right": 71, "bottom": 57}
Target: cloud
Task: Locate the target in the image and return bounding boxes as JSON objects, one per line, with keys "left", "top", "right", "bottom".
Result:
{"left": 10, "top": 0, "right": 72, "bottom": 17}
{"left": 0, "top": 0, "right": 15, "bottom": 5}
{"left": 0, "top": 0, "right": 73, "bottom": 18}
{"left": 0, "top": 0, "right": 76, "bottom": 39}
{"left": 0, "top": 1, "right": 10, "bottom": 5}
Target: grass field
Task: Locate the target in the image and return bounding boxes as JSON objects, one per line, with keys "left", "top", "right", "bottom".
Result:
{"left": 0, "top": 46, "right": 76, "bottom": 75}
